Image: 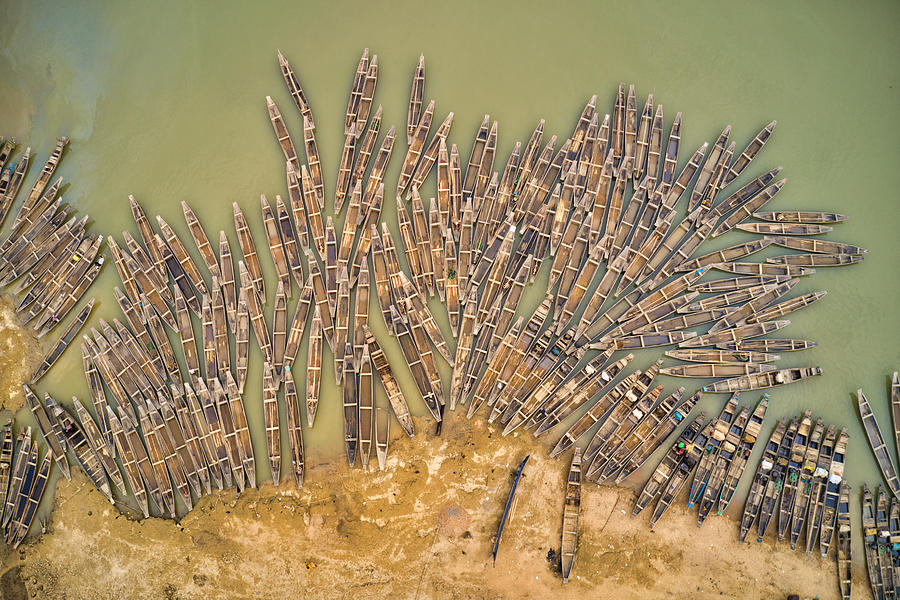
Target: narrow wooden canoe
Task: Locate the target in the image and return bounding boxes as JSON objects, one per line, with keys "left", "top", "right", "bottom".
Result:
{"left": 262, "top": 364, "right": 280, "bottom": 485}
{"left": 764, "top": 235, "right": 866, "bottom": 255}
{"left": 859, "top": 388, "right": 900, "bottom": 498}
{"left": 272, "top": 280, "right": 288, "bottom": 385}
{"left": 277, "top": 51, "right": 314, "bottom": 127}
{"left": 710, "top": 179, "right": 787, "bottom": 238}
{"left": 836, "top": 482, "right": 852, "bottom": 600}
{"left": 358, "top": 344, "right": 374, "bottom": 469}
{"left": 561, "top": 448, "right": 583, "bottom": 584}
{"left": 275, "top": 195, "right": 304, "bottom": 289}
{"left": 233, "top": 202, "right": 266, "bottom": 303}
{"left": 365, "top": 326, "right": 415, "bottom": 438}
{"left": 181, "top": 200, "right": 220, "bottom": 281}
{"left": 711, "top": 261, "right": 813, "bottom": 278}
{"left": 375, "top": 407, "right": 390, "bottom": 471}
{"left": 661, "top": 363, "right": 776, "bottom": 378}
{"left": 396, "top": 100, "right": 435, "bottom": 199}
{"left": 753, "top": 210, "right": 846, "bottom": 223}
{"left": 407, "top": 55, "right": 425, "bottom": 145}
{"left": 261, "top": 194, "right": 290, "bottom": 291}
{"left": 235, "top": 287, "right": 250, "bottom": 393}
{"left": 716, "top": 338, "right": 816, "bottom": 352}
{"left": 407, "top": 112, "right": 454, "bottom": 200}
{"left": 737, "top": 222, "right": 833, "bottom": 236}
{"left": 767, "top": 254, "right": 863, "bottom": 267}
{"left": 665, "top": 348, "right": 780, "bottom": 364}
{"left": 701, "top": 366, "right": 822, "bottom": 392}
{"left": 31, "top": 298, "right": 94, "bottom": 382}
{"left": 722, "top": 120, "right": 776, "bottom": 187}
{"left": 344, "top": 49, "right": 368, "bottom": 135}
{"left": 283, "top": 376, "right": 305, "bottom": 488}
{"left": 239, "top": 261, "right": 272, "bottom": 364}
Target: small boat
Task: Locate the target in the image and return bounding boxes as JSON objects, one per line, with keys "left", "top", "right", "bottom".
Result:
{"left": 207, "top": 380, "right": 244, "bottom": 493}
{"left": 15, "top": 137, "right": 67, "bottom": 226}
{"left": 409, "top": 191, "right": 434, "bottom": 296}
{"left": 632, "top": 95, "right": 653, "bottom": 181}
{"left": 716, "top": 397, "right": 768, "bottom": 516}
{"left": 239, "top": 261, "right": 273, "bottom": 364}
{"left": 449, "top": 289, "right": 478, "bottom": 408}
{"left": 355, "top": 55, "right": 378, "bottom": 137}
{"left": 324, "top": 216, "right": 338, "bottom": 312}
{"left": 736, "top": 222, "right": 833, "bottom": 235}
{"left": 702, "top": 366, "right": 822, "bottom": 393}
{"left": 444, "top": 230, "right": 459, "bottom": 336}
{"left": 708, "top": 279, "right": 799, "bottom": 333}
{"left": 676, "top": 238, "right": 773, "bottom": 273}
{"left": 375, "top": 407, "right": 390, "bottom": 470}
{"left": 72, "top": 398, "right": 125, "bottom": 496}
{"left": 632, "top": 308, "right": 730, "bottom": 335}
{"left": 6, "top": 440, "right": 39, "bottom": 544}
{"left": 47, "top": 396, "right": 112, "bottom": 503}
{"left": 894, "top": 373, "right": 900, "bottom": 480}
{"left": 660, "top": 363, "right": 775, "bottom": 378}
{"left": 777, "top": 411, "right": 813, "bottom": 542}
{"left": 764, "top": 235, "right": 866, "bottom": 255}
{"left": 862, "top": 485, "right": 883, "bottom": 600}
{"left": 262, "top": 364, "right": 280, "bottom": 484}
{"left": 150, "top": 234, "right": 198, "bottom": 320}
{"left": 753, "top": 210, "right": 846, "bottom": 223}
{"left": 341, "top": 344, "right": 359, "bottom": 467}
{"left": 396, "top": 100, "right": 435, "bottom": 199}
{"left": 31, "top": 298, "right": 95, "bottom": 382}
{"left": 302, "top": 115, "right": 325, "bottom": 208}
{"left": 260, "top": 195, "right": 290, "bottom": 291}
{"left": 492, "top": 455, "right": 529, "bottom": 565}
{"left": 284, "top": 278, "right": 313, "bottom": 371}
{"left": 689, "top": 125, "right": 731, "bottom": 211}
{"left": 0, "top": 424, "right": 15, "bottom": 515}
{"left": 9, "top": 444, "right": 52, "bottom": 548}
{"left": 1, "top": 429, "right": 31, "bottom": 527}
{"left": 690, "top": 275, "right": 790, "bottom": 294}
{"left": 789, "top": 418, "right": 825, "bottom": 549}
{"left": 767, "top": 253, "right": 863, "bottom": 267}
{"left": 299, "top": 166, "right": 327, "bottom": 257}
{"left": 429, "top": 198, "right": 446, "bottom": 301}
{"left": 202, "top": 294, "right": 217, "bottom": 383}
{"left": 836, "top": 482, "right": 852, "bottom": 600}
{"left": 756, "top": 417, "right": 799, "bottom": 540}
{"left": 391, "top": 307, "right": 441, "bottom": 422}
{"left": 276, "top": 50, "right": 314, "bottom": 128}
{"left": 680, "top": 320, "right": 792, "bottom": 349}
{"left": 148, "top": 397, "right": 196, "bottom": 507}
{"left": 272, "top": 280, "right": 288, "bottom": 384}
{"left": 722, "top": 121, "right": 776, "bottom": 187}
{"left": 407, "top": 113, "right": 454, "bottom": 201}
{"left": 665, "top": 348, "right": 779, "bottom": 364}
{"left": 820, "top": 428, "right": 849, "bottom": 557}
{"left": 344, "top": 49, "right": 368, "bottom": 135}
{"left": 158, "top": 395, "right": 204, "bottom": 498}
{"left": 224, "top": 373, "right": 255, "bottom": 488}
{"left": 688, "top": 396, "right": 739, "bottom": 507}
{"left": 306, "top": 306, "right": 322, "bottom": 427}
{"left": 875, "top": 487, "right": 894, "bottom": 595}
{"left": 359, "top": 126, "right": 396, "bottom": 217}
{"left": 212, "top": 279, "right": 231, "bottom": 382}
{"left": 193, "top": 379, "right": 233, "bottom": 491}
{"left": 622, "top": 85, "right": 637, "bottom": 170}
{"left": 358, "top": 345, "right": 374, "bottom": 469}
{"left": 365, "top": 326, "right": 415, "bottom": 438}
{"left": 181, "top": 200, "right": 220, "bottom": 281}
{"left": 0, "top": 138, "right": 15, "bottom": 170}
{"left": 804, "top": 425, "right": 837, "bottom": 554}
{"left": 232, "top": 202, "right": 266, "bottom": 303}
{"left": 407, "top": 55, "right": 425, "bottom": 145}
{"left": 348, "top": 106, "right": 383, "bottom": 203}
{"left": 283, "top": 376, "right": 305, "bottom": 488}
{"left": 859, "top": 388, "right": 900, "bottom": 498}
{"left": 173, "top": 285, "right": 200, "bottom": 377}
{"left": 608, "top": 331, "right": 699, "bottom": 349}
{"left": 157, "top": 215, "right": 209, "bottom": 298}
{"left": 171, "top": 386, "right": 211, "bottom": 496}
{"left": 711, "top": 261, "right": 813, "bottom": 278}
{"left": 560, "top": 447, "right": 583, "bottom": 584}
{"left": 738, "top": 418, "right": 786, "bottom": 542}
{"left": 716, "top": 338, "right": 816, "bottom": 353}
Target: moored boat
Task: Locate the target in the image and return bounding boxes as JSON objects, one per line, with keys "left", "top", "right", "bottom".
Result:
{"left": 560, "top": 447, "right": 582, "bottom": 584}
{"left": 701, "top": 367, "right": 822, "bottom": 393}
{"left": 738, "top": 418, "right": 786, "bottom": 542}
{"left": 859, "top": 388, "right": 900, "bottom": 499}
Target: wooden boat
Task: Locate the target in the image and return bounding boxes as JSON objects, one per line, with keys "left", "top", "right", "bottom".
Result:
{"left": 171, "top": 386, "right": 211, "bottom": 496}
{"left": 736, "top": 222, "right": 832, "bottom": 236}
{"left": 407, "top": 55, "right": 425, "bottom": 144}
{"left": 716, "top": 338, "right": 816, "bottom": 353}
{"left": 688, "top": 396, "right": 739, "bottom": 507}
{"left": 234, "top": 286, "right": 250, "bottom": 394}
{"left": 335, "top": 344, "right": 360, "bottom": 467}
{"left": 715, "top": 397, "right": 767, "bottom": 520}
{"left": 74, "top": 395, "right": 127, "bottom": 497}
{"left": 148, "top": 397, "right": 196, "bottom": 507}
{"left": 836, "top": 482, "right": 852, "bottom": 600}
{"left": 370, "top": 224, "right": 394, "bottom": 334}
{"left": 408, "top": 113, "right": 454, "bottom": 201}
{"left": 1, "top": 429, "right": 30, "bottom": 527}
{"left": 689, "top": 125, "right": 730, "bottom": 211}
{"left": 324, "top": 216, "right": 338, "bottom": 312}
{"left": 737, "top": 418, "right": 786, "bottom": 541}
{"left": 632, "top": 414, "right": 705, "bottom": 515}
{"left": 374, "top": 407, "right": 389, "bottom": 470}
{"left": 302, "top": 115, "right": 325, "bottom": 208}
{"left": 768, "top": 253, "right": 863, "bottom": 267}
{"left": 272, "top": 280, "right": 288, "bottom": 385}
{"left": 31, "top": 297, "right": 95, "bottom": 382}
{"left": 359, "top": 125, "right": 395, "bottom": 218}
{"left": 209, "top": 379, "right": 245, "bottom": 493}
{"left": 863, "top": 485, "right": 883, "bottom": 600}
{"left": 859, "top": 388, "right": 900, "bottom": 498}
{"left": 283, "top": 376, "right": 305, "bottom": 488}
{"left": 721, "top": 120, "right": 776, "bottom": 186}
{"left": 649, "top": 416, "right": 718, "bottom": 528}
{"left": 0, "top": 424, "right": 14, "bottom": 518}
{"left": 306, "top": 306, "right": 322, "bottom": 427}
{"left": 560, "top": 447, "right": 582, "bottom": 584}
{"left": 429, "top": 198, "right": 446, "bottom": 301}
{"left": 777, "top": 411, "right": 812, "bottom": 542}
{"left": 284, "top": 277, "right": 313, "bottom": 371}
{"left": 764, "top": 235, "right": 866, "bottom": 255}
{"left": 631, "top": 95, "right": 653, "bottom": 181}
{"left": 181, "top": 200, "right": 220, "bottom": 282}
{"left": 6, "top": 439, "right": 38, "bottom": 540}
{"left": 358, "top": 345, "right": 374, "bottom": 469}
{"left": 25, "top": 387, "right": 70, "bottom": 480}
{"left": 742, "top": 290, "right": 827, "bottom": 325}
{"left": 201, "top": 294, "right": 217, "bottom": 383}
{"left": 492, "top": 455, "right": 529, "bottom": 565}
{"left": 182, "top": 384, "right": 222, "bottom": 494}
{"left": 0, "top": 147, "right": 31, "bottom": 225}
{"left": 689, "top": 275, "right": 787, "bottom": 294}
{"left": 344, "top": 49, "right": 368, "bottom": 135}
{"left": 753, "top": 210, "right": 846, "bottom": 223}
{"left": 46, "top": 396, "right": 112, "bottom": 503}
{"left": 677, "top": 238, "right": 773, "bottom": 273}
{"left": 391, "top": 307, "right": 441, "bottom": 422}
{"left": 8, "top": 441, "right": 52, "bottom": 548}
{"left": 0, "top": 138, "right": 14, "bottom": 170}
{"left": 804, "top": 425, "right": 837, "bottom": 554}
{"left": 468, "top": 319, "right": 523, "bottom": 418}
{"left": 306, "top": 248, "right": 336, "bottom": 350}
{"left": 173, "top": 285, "right": 201, "bottom": 378}
{"left": 355, "top": 55, "right": 378, "bottom": 137}
{"left": 193, "top": 378, "right": 233, "bottom": 491}
{"left": 158, "top": 395, "right": 204, "bottom": 498}
{"left": 347, "top": 107, "right": 382, "bottom": 206}
{"left": 223, "top": 373, "right": 255, "bottom": 488}
{"left": 820, "top": 428, "right": 849, "bottom": 557}
{"left": 680, "top": 320, "right": 791, "bottom": 350}
{"left": 239, "top": 261, "right": 273, "bottom": 364}
{"left": 876, "top": 487, "right": 895, "bottom": 595}
{"left": 409, "top": 190, "right": 434, "bottom": 295}
{"left": 449, "top": 289, "right": 478, "bottom": 408}
{"left": 444, "top": 230, "right": 459, "bottom": 336}
{"left": 396, "top": 100, "right": 435, "bottom": 199}
{"left": 702, "top": 366, "right": 821, "bottom": 393}
{"left": 365, "top": 327, "right": 415, "bottom": 438}
{"left": 664, "top": 348, "right": 779, "bottom": 365}
{"left": 15, "top": 137, "right": 67, "bottom": 226}
{"left": 401, "top": 289, "right": 445, "bottom": 409}
{"left": 396, "top": 197, "right": 425, "bottom": 292}
{"left": 145, "top": 233, "right": 197, "bottom": 321}
{"left": 232, "top": 202, "right": 266, "bottom": 303}
{"left": 276, "top": 50, "right": 315, "bottom": 127}
{"left": 663, "top": 363, "right": 779, "bottom": 380}
{"left": 297, "top": 165, "right": 327, "bottom": 257}
{"left": 259, "top": 195, "right": 290, "bottom": 292}
{"left": 211, "top": 279, "right": 231, "bottom": 382}
{"left": 707, "top": 279, "right": 798, "bottom": 333}
{"left": 331, "top": 260, "right": 350, "bottom": 375}
{"left": 261, "top": 364, "right": 280, "bottom": 485}
{"left": 788, "top": 418, "right": 825, "bottom": 549}
{"left": 157, "top": 215, "right": 209, "bottom": 299}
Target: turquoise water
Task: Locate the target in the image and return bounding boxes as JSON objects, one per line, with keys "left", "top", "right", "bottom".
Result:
{"left": 1, "top": 0, "right": 899, "bottom": 561}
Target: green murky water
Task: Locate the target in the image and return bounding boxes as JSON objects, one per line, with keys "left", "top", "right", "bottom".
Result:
{"left": 1, "top": 0, "right": 899, "bottom": 558}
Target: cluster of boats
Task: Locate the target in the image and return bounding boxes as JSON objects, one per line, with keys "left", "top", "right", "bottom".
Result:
{"left": 857, "top": 374, "right": 900, "bottom": 600}
{"left": 6, "top": 50, "right": 867, "bottom": 588}
{"left": 636, "top": 403, "right": 851, "bottom": 598}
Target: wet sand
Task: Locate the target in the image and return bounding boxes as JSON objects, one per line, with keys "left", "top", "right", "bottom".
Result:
{"left": 0, "top": 296, "right": 42, "bottom": 413}
{"left": 0, "top": 415, "right": 855, "bottom": 600}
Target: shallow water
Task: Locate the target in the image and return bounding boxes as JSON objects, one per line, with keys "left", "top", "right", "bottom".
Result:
{"left": 1, "top": 0, "right": 899, "bottom": 559}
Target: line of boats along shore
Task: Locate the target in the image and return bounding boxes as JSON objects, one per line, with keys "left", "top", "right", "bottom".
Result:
{"left": 0, "top": 48, "right": 876, "bottom": 593}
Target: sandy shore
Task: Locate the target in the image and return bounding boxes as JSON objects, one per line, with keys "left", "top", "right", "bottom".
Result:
{"left": 0, "top": 413, "right": 859, "bottom": 600}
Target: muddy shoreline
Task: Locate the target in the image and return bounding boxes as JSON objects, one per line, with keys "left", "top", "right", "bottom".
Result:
{"left": 1, "top": 414, "right": 854, "bottom": 600}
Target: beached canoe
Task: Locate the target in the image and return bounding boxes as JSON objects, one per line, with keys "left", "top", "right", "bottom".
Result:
{"left": 820, "top": 428, "right": 849, "bottom": 557}
{"left": 836, "top": 482, "right": 852, "bottom": 600}
{"left": 560, "top": 447, "right": 582, "bottom": 584}
{"left": 738, "top": 418, "right": 786, "bottom": 542}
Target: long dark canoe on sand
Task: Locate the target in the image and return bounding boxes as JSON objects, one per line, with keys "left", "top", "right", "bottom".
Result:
{"left": 858, "top": 388, "right": 900, "bottom": 498}
{"left": 31, "top": 298, "right": 95, "bottom": 383}
{"left": 9, "top": 445, "right": 52, "bottom": 548}
{"left": 1, "top": 429, "right": 30, "bottom": 528}
{"left": 836, "top": 482, "right": 852, "bottom": 600}
{"left": 492, "top": 455, "right": 529, "bottom": 566}
{"left": 701, "top": 367, "right": 822, "bottom": 392}
{"left": 560, "top": 448, "right": 582, "bottom": 584}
